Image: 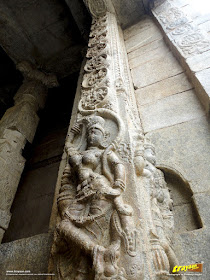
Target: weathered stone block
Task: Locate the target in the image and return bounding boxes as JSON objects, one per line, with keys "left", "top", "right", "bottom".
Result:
{"left": 0, "top": 228, "right": 4, "bottom": 244}
{"left": 186, "top": 49, "right": 210, "bottom": 72}
{"left": 0, "top": 128, "right": 26, "bottom": 154}
{"left": 127, "top": 38, "right": 166, "bottom": 61}
{"left": 0, "top": 233, "right": 53, "bottom": 280}
{"left": 194, "top": 68, "right": 210, "bottom": 112}
{"left": 131, "top": 52, "right": 183, "bottom": 88}
{"left": 125, "top": 23, "right": 162, "bottom": 53}
{"left": 0, "top": 153, "right": 25, "bottom": 177}
{"left": 178, "top": 230, "right": 210, "bottom": 279}
{"left": 0, "top": 209, "right": 11, "bottom": 230}
{"left": 140, "top": 90, "right": 205, "bottom": 132}
{"left": 124, "top": 16, "right": 156, "bottom": 41}
{"left": 135, "top": 73, "right": 192, "bottom": 105}
{"left": 129, "top": 41, "right": 170, "bottom": 69}
{"left": 0, "top": 169, "right": 21, "bottom": 211}
{"left": 147, "top": 116, "right": 210, "bottom": 193}
{"left": 0, "top": 103, "right": 39, "bottom": 143}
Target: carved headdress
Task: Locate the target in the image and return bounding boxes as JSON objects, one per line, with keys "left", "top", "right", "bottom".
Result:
{"left": 144, "top": 137, "right": 155, "bottom": 152}
{"left": 86, "top": 115, "right": 105, "bottom": 135}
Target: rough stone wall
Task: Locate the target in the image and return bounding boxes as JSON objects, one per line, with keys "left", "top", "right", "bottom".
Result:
{"left": 124, "top": 14, "right": 210, "bottom": 279}
{"left": 0, "top": 233, "right": 53, "bottom": 280}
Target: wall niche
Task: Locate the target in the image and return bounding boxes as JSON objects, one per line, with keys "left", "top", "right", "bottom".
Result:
{"left": 158, "top": 166, "right": 203, "bottom": 234}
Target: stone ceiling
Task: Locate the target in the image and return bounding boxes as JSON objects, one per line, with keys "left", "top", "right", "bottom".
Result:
{"left": 0, "top": 0, "right": 150, "bottom": 115}
{"left": 0, "top": 0, "right": 91, "bottom": 79}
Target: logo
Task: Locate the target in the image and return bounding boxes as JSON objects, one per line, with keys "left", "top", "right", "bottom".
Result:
{"left": 172, "top": 263, "right": 203, "bottom": 274}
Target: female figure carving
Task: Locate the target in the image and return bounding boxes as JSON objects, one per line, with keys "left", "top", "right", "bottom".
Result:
{"left": 53, "top": 115, "right": 137, "bottom": 280}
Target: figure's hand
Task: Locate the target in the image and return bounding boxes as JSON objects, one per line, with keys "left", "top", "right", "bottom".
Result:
{"left": 105, "top": 188, "right": 121, "bottom": 198}
{"left": 113, "top": 179, "right": 125, "bottom": 192}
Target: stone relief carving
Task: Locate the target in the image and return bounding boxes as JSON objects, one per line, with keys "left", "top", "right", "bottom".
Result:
{"left": 142, "top": 139, "right": 184, "bottom": 279}
{"left": 53, "top": 115, "right": 140, "bottom": 280}
{"left": 51, "top": 6, "right": 182, "bottom": 280}
{"left": 177, "top": 32, "right": 210, "bottom": 56}
{"left": 159, "top": 7, "right": 188, "bottom": 30}
{"left": 153, "top": 0, "right": 210, "bottom": 57}
{"left": 80, "top": 87, "right": 109, "bottom": 110}
{"left": 84, "top": 0, "right": 107, "bottom": 18}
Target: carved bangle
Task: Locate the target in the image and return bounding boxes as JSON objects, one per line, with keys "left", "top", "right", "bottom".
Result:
{"left": 115, "top": 179, "right": 126, "bottom": 191}
{"left": 118, "top": 183, "right": 126, "bottom": 191}
{"left": 115, "top": 179, "right": 125, "bottom": 184}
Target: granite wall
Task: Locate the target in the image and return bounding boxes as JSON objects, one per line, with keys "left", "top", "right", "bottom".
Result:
{"left": 124, "top": 13, "right": 210, "bottom": 279}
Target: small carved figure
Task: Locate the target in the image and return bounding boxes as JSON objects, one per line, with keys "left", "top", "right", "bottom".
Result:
{"left": 53, "top": 116, "right": 137, "bottom": 280}
{"left": 142, "top": 139, "right": 183, "bottom": 279}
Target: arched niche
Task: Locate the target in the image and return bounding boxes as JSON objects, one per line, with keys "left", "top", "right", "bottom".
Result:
{"left": 157, "top": 164, "right": 203, "bottom": 234}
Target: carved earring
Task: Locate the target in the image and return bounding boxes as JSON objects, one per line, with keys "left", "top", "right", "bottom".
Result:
{"left": 100, "top": 132, "right": 110, "bottom": 148}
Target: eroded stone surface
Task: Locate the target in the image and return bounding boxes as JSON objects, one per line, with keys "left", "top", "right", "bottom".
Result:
{"left": 131, "top": 52, "right": 183, "bottom": 88}
{"left": 125, "top": 22, "right": 162, "bottom": 53}
{"left": 135, "top": 73, "right": 192, "bottom": 105}
{"left": 0, "top": 229, "right": 4, "bottom": 244}
{"left": 147, "top": 116, "right": 210, "bottom": 193}
{"left": 128, "top": 39, "right": 166, "bottom": 60}
{"left": 0, "top": 233, "right": 53, "bottom": 280}
{"left": 140, "top": 90, "right": 205, "bottom": 132}
{"left": 129, "top": 42, "right": 170, "bottom": 69}
{"left": 0, "top": 210, "right": 11, "bottom": 231}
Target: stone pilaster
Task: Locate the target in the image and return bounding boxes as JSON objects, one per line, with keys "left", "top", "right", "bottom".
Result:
{"left": 47, "top": 1, "right": 184, "bottom": 279}
{"left": 0, "top": 61, "right": 58, "bottom": 243}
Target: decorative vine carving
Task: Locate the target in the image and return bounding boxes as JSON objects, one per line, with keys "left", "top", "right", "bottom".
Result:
{"left": 153, "top": 0, "right": 210, "bottom": 57}
{"left": 80, "top": 87, "right": 108, "bottom": 110}
{"left": 159, "top": 7, "right": 188, "bottom": 30}
{"left": 177, "top": 33, "right": 210, "bottom": 56}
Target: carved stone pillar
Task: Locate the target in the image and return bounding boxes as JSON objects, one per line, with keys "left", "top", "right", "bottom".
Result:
{"left": 0, "top": 61, "right": 58, "bottom": 243}
{"left": 49, "top": 1, "right": 182, "bottom": 279}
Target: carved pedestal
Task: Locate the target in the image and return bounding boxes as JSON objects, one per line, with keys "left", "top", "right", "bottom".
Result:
{"left": 0, "top": 62, "right": 58, "bottom": 243}
{"left": 49, "top": 1, "right": 182, "bottom": 279}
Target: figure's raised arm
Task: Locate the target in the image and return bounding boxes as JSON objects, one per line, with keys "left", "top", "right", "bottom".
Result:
{"left": 65, "top": 123, "right": 81, "bottom": 155}
{"left": 108, "top": 151, "right": 126, "bottom": 192}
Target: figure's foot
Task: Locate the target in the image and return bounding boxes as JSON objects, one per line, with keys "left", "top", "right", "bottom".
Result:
{"left": 103, "top": 246, "right": 120, "bottom": 278}
{"left": 93, "top": 245, "right": 106, "bottom": 276}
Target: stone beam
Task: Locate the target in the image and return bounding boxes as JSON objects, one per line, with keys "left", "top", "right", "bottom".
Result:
{"left": 151, "top": 0, "right": 210, "bottom": 114}
{"left": 0, "top": 62, "right": 58, "bottom": 243}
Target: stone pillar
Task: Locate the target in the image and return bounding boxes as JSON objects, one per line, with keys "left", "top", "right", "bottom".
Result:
{"left": 48, "top": 1, "right": 182, "bottom": 279}
{"left": 0, "top": 61, "right": 58, "bottom": 243}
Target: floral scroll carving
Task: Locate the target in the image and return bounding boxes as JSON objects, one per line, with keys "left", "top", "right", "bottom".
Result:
{"left": 85, "top": 0, "right": 107, "bottom": 18}
{"left": 153, "top": 0, "right": 210, "bottom": 57}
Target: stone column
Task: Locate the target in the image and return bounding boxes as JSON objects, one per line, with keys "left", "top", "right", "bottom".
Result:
{"left": 48, "top": 1, "right": 182, "bottom": 279}
{"left": 0, "top": 61, "right": 58, "bottom": 243}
